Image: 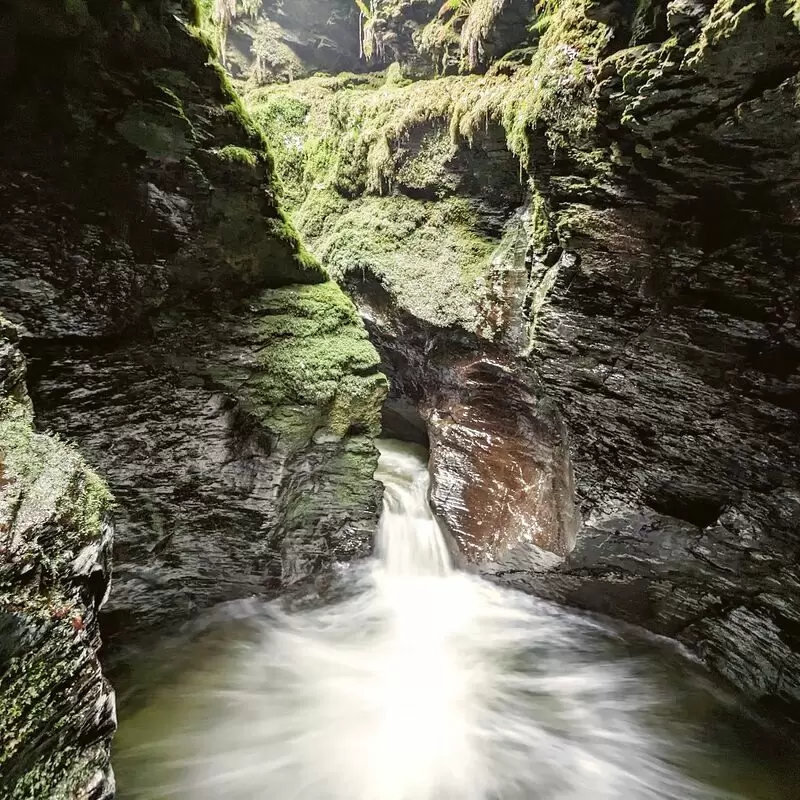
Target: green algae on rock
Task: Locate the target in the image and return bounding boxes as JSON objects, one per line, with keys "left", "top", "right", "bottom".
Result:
{"left": 209, "top": 282, "right": 388, "bottom": 442}
{"left": 0, "top": 324, "right": 114, "bottom": 800}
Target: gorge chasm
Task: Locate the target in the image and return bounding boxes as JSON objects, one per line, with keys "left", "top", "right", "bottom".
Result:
{"left": 0, "top": 0, "right": 799, "bottom": 796}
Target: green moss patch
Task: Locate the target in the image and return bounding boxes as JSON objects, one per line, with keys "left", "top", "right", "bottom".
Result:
{"left": 0, "top": 400, "right": 111, "bottom": 582}
{"left": 299, "top": 192, "right": 495, "bottom": 329}
{"left": 227, "top": 283, "right": 387, "bottom": 441}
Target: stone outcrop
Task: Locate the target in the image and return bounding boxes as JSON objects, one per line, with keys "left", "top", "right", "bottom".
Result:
{"left": 497, "top": 0, "right": 800, "bottom": 721}
{"left": 247, "top": 0, "right": 800, "bottom": 721}
{"left": 1, "top": 0, "right": 386, "bottom": 640}
{"left": 345, "top": 273, "right": 580, "bottom": 562}
{"left": 1, "top": 319, "right": 115, "bottom": 799}
{"left": 1, "top": 0, "right": 386, "bottom": 794}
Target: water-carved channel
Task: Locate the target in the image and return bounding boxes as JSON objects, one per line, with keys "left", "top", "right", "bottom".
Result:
{"left": 114, "top": 441, "right": 799, "bottom": 800}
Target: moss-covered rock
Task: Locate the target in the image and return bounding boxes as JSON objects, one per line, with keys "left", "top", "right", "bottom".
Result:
{"left": 1, "top": 1, "right": 390, "bottom": 795}
{"left": 304, "top": 193, "right": 496, "bottom": 329}
{"left": 229, "top": 281, "right": 389, "bottom": 441}
{"left": 246, "top": 70, "right": 524, "bottom": 331}
{"left": 238, "top": 0, "right": 800, "bottom": 724}
{"left": 0, "top": 326, "right": 114, "bottom": 800}
{"left": 0, "top": 0, "right": 324, "bottom": 339}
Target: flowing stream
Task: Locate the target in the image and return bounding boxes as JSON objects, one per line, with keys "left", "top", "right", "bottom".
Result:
{"left": 114, "top": 440, "right": 798, "bottom": 800}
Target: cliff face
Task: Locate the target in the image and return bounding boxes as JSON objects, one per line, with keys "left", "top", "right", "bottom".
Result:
{"left": 247, "top": 0, "right": 800, "bottom": 718}
{"left": 1, "top": 1, "right": 386, "bottom": 794}
{"left": 497, "top": 0, "right": 800, "bottom": 719}
{"left": 0, "top": 319, "right": 114, "bottom": 798}
{"left": 201, "top": 0, "right": 364, "bottom": 82}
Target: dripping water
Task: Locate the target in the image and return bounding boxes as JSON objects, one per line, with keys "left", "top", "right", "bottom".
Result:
{"left": 114, "top": 440, "right": 799, "bottom": 800}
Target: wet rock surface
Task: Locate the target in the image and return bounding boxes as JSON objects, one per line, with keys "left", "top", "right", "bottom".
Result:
{"left": 257, "top": 0, "right": 800, "bottom": 720}
{"left": 1, "top": 1, "right": 386, "bottom": 795}
{"left": 509, "top": 0, "right": 800, "bottom": 719}
{"left": 28, "top": 321, "right": 382, "bottom": 653}
{"left": 0, "top": 321, "right": 115, "bottom": 799}
{"left": 485, "top": 506, "right": 800, "bottom": 719}
{"left": 346, "top": 273, "right": 580, "bottom": 563}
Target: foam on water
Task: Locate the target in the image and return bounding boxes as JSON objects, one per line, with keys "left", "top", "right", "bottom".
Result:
{"left": 119, "top": 440, "right": 770, "bottom": 800}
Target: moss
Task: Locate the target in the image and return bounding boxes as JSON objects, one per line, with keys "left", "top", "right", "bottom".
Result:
{"left": 293, "top": 187, "right": 349, "bottom": 239}
{"left": 0, "top": 400, "right": 112, "bottom": 574}
{"left": 789, "top": 0, "right": 800, "bottom": 28}
{"left": 246, "top": 0, "right": 609, "bottom": 206}
{"left": 529, "top": 191, "right": 552, "bottom": 254}
{"left": 0, "top": 388, "right": 113, "bottom": 799}
{"left": 329, "top": 373, "right": 389, "bottom": 438}
{"left": 0, "top": 594, "right": 109, "bottom": 800}
{"left": 248, "top": 92, "right": 314, "bottom": 208}
{"left": 690, "top": 0, "right": 757, "bottom": 54}
{"left": 300, "top": 192, "right": 496, "bottom": 329}
{"left": 215, "top": 144, "right": 258, "bottom": 167}
{"left": 222, "top": 283, "right": 387, "bottom": 442}
{"left": 395, "top": 127, "right": 459, "bottom": 192}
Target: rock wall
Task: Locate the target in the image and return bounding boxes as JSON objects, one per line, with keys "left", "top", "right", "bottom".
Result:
{"left": 1, "top": 319, "right": 115, "bottom": 798}
{"left": 246, "top": 0, "right": 800, "bottom": 720}
{"left": 204, "top": 0, "right": 364, "bottom": 83}
{"left": 504, "top": 0, "right": 800, "bottom": 722}
{"left": 1, "top": 0, "right": 387, "bottom": 794}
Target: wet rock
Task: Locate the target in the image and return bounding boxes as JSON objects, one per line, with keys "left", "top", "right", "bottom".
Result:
{"left": 26, "top": 288, "right": 386, "bottom": 653}
{"left": 1, "top": 1, "right": 387, "bottom": 793}
{"left": 485, "top": 504, "right": 800, "bottom": 719}
{"left": 0, "top": 323, "right": 115, "bottom": 800}
{"left": 427, "top": 360, "right": 579, "bottom": 560}
{"left": 346, "top": 272, "right": 580, "bottom": 563}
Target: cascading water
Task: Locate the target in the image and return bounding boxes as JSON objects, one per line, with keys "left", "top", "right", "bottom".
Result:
{"left": 115, "top": 441, "right": 798, "bottom": 800}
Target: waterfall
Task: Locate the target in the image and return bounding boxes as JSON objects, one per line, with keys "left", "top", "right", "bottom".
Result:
{"left": 119, "top": 440, "right": 753, "bottom": 800}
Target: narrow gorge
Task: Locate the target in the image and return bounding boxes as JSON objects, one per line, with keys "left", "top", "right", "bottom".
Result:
{"left": 0, "top": 0, "right": 798, "bottom": 797}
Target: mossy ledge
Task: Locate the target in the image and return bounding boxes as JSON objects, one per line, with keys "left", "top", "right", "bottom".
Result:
{"left": 211, "top": 281, "right": 388, "bottom": 444}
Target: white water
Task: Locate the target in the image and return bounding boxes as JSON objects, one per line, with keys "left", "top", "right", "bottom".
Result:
{"left": 117, "top": 441, "right": 782, "bottom": 799}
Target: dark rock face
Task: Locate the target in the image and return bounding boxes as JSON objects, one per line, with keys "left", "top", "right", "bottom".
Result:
{"left": 488, "top": 507, "right": 800, "bottom": 718}
{"left": 257, "top": 0, "right": 800, "bottom": 720}
{"left": 0, "top": 321, "right": 115, "bottom": 799}
{"left": 0, "top": 0, "right": 385, "bottom": 629}
{"left": 510, "top": 0, "right": 800, "bottom": 719}
{"left": 1, "top": 1, "right": 386, "bottom": 795}
{"left": 0, "top": 2, "right": 322, "bottom": 340}
{"left": 28, "top": 324, "right": 382, "bottom": 651}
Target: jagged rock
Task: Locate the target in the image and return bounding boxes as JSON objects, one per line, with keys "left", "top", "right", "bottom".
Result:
{"left": 344, "top": 272, "right": 580, "bottom": 562}
{"left": 252, "top": 0, "right": 800, "bottom": 722}
{"left": 1, "top": 0, "right": 387, "bottom": 793}
{"left": 0, "top": 321, "right": 115, "bottom": 800}
{"left": 28, "top": 291, "right": 386, "bottom": 650}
